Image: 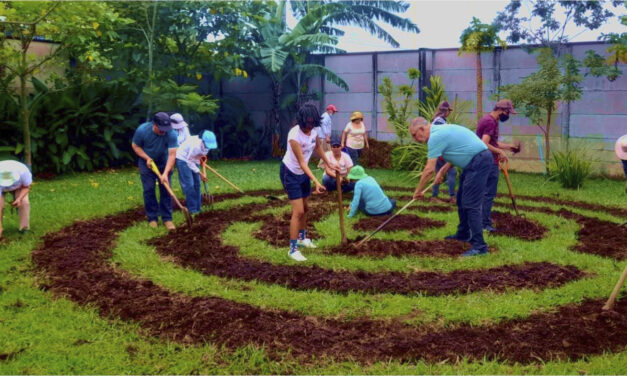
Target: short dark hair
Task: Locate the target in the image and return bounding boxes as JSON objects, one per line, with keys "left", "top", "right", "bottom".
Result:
{"left": 296, "top": 103, "right": 321, "bottom": 129}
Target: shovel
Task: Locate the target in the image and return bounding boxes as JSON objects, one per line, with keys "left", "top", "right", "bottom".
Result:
{"left": 499, "top": 159, "right": 520, "bottom": 216}
{"left": 202, "top": 161, "right": 244, "bottom": 194}
{"left": 356, "top": 182, "right": 433, "bottom": 247}
{"left": 149, "top": 161, "right": 193, "bottom": 228}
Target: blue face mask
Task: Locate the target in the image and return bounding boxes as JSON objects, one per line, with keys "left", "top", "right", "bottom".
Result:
{"left": 499, "top": 113, "right": 510, "bottom": 122}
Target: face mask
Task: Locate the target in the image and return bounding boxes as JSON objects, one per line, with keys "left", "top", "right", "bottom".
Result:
{"left": 499, "top": 113, "right": 509, "bottom": 122}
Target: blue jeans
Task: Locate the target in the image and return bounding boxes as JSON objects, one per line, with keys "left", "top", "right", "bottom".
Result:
{"left": 176, "top": 159, "right": 202, "bottom": 214}
{"left": 360, "top": 198, "right": 397, "bottom": 216}
{"left": 346, "top": 147, "right": 362, "bottom": 165}
{"left": 432, "top": 158, "right": 457, "bottom": 197}
{"left": 455, "top": 150, "right": 492, "bottom": 252}
{"left": 322, "top": 174, "right": 355, "bottom": 193}
{"left": 139, "top": 159, "right": 173, "bottom": 222}
{"left": 482, "top": 163, "right": 500, "bottom": 228}
{"left": 623, "top": 160, "right": 627, "bottom": 179}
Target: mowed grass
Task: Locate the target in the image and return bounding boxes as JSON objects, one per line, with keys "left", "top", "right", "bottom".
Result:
{"left": 0, "top": 160, "right": 626, "bottom": 374}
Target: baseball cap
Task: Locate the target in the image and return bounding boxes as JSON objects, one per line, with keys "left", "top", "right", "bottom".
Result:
{"left": 153, "top": 112, "right": 172, "bottom": 132}
{"left": 326, "top": 104, "right": 338, "bottom": 113}
{"left": 494, "top": 99, "right": 518, "bottom": 114}
{"left": 201, "top": 130, "right": 218, "bottom": 150}
{"left": 170, "top": 113, "right": 188, "bottom": 130}
{"left": 330, "top": 135, "right": 342, "bottom": 147}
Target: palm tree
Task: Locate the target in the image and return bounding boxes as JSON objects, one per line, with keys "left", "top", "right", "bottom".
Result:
{"left": 459, "top": 17, "right": 505, "bottom": 121}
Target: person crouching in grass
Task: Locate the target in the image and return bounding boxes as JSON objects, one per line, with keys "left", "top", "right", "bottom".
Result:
{"left": 322, "top": 136, "right": 355, "bottom": 193}
{"left": 175, "top": 130, "right": 217, "bottom": 215}
{"left": 346, "top": 166, "right": 396, "bottom": 218}
{"left": 280, "top": 103, "right": 333, "bottom": 262}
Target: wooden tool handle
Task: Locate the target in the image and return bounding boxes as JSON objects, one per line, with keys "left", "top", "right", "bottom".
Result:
{"left": 336, "top": 172, "right": 347, "bottom": 244}
{"left": 203, "top": 162, "right": 244, "bottom": 193}
{"left": 603, "top": 265, "right": 627, "bottom": 311}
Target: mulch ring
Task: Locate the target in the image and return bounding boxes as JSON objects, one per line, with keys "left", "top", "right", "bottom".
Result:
{"left": 497, "top": 192, "right": 627, "bottom": 219}
{"left": 490, "top": 211, "right": 548, "bottom": 241}
{"left": 31, "top": 206, "right": 627, "bottom": 364}
{"left": 325, "top": 239, "right": 470, "bottom": 258}
{"left": 353, "top": 214, "right": 446, "bottom": 235}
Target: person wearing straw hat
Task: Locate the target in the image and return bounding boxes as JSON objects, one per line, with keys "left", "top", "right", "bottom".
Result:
{"left": 431, "top": 101, "right": 457, "bottom": 203}
{"left": 170, "top": 113, "right": 191, "bottom": 146}
{"left": 346, "top": 166, "right": 396, "bottom": 218}
{"left": 0, "top": 160, "right": 32, "bottom": 240}
{"left": 176, "top": 130, "right": 217, "bottom": 215}
{"left": 409, "top": 117, "right": 491, "bottom": 257}
{"left": 616, "top": 134, "right": 627, "bottom": 193}
{"left": 131, "top": 112, "right": 178, "bottom": 230}
{"left": 341, "top": 111, "right": 369, "bottom": 165}
{"left": 322, "top": 135, "right": 355, "bottom": 193}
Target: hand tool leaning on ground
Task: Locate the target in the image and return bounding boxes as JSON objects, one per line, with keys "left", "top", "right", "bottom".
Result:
{"left": 201, "top": 161, "right": 244, "bottom": 194}
{"left": 356, "top": 182, "right": 434, "bottom": 247}
{"left": 602, "top": 265, "right": 627, "bottom": 311}
{"left": 149, "top": 161, "right": 193, "bottom": 228}
{"left": 336, "top": 169, "right": 347, "bottom": 245}
{"left": 499, "top": 159, "right": 520, "bottom": 216}
{"left": 201, "top": 162, "right": 214, "bottom": 209}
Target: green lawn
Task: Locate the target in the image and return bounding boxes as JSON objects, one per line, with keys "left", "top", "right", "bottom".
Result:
{"left": 0, "top": 161, "right": 626, "bottom": 374}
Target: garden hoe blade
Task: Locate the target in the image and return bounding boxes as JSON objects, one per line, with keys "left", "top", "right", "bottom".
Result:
{"left": 499, "top": 160, "right": 520, "bottom": 216}
{"left": 602, "top": 265, "right": 627, "bottom": 311}
{"left": 149, "top": 161, "right": 193, "bottom": 228}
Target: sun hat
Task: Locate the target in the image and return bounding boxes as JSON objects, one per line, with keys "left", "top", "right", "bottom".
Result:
{"left": 494, "top": 99, "right": 518, "bottom": 114}
{"left": 170, "top": 113, "right": 188, "bottom": 130}
{"left": 616, "top": 134, "right": 627, "bottom": 160}
{"left": 326, "top": 104, "right": 338, "bottom": 113}
{"left": 0, "top": 170, "right": 19, "bottom": 188}
{"left": 153, "top": 112, "right": 172, "bottom": 132}
{"left": 350, "top": 111, "right": 364, "bottom": 121}
{"left": 202, "top": 130, "right": 218, "bottom": 150}
{"left": 347, "top": 165, "right": 368, "bottom": 180}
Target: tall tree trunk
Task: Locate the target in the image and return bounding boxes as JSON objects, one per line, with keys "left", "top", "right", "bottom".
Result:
{"left": 545, "top": 107, "right": 552, "bottom": 174}
{"left": 20, "top": 73, "right": 31, "bottom": 168}
{"left": 476, "top": 51, "right": 483, "bottom": 121}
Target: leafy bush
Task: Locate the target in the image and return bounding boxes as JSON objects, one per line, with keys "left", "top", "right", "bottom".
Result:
{"left": 390, "top": 142, "right": 428, "bottom": 180}
{"left": 549, "top": 146, "right": 592, "bottom": 189}
{"left": 378, "top": 68, "right": 420, "bottom": 145}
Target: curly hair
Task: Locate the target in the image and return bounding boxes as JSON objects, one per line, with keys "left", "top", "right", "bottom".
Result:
{"left": 296, "top": 103, "right": 321, "bottom": 129}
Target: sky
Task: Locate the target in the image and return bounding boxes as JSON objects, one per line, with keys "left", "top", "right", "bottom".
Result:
{"left": 287, "top": 0, "right": 626, "bottom": 53}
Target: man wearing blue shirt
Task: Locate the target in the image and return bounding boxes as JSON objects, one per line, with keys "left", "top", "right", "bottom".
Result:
{"left": 132, "top": 112, "right": 178, "bottom": 230}
{"left": 410, "top": 117, "right": 492, "bottom": 256}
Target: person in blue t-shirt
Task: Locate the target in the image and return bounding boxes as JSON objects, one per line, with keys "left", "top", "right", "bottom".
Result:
{"left": 131, "top": 112, "right": 178, "bottom": 230}
{"left": 409, "top": 117, "right": 492, "bottom": 257}
{"left": 346, "top": 166, "right": 396, "bottom": 218}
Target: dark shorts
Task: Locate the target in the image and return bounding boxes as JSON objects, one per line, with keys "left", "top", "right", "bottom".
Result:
{"left": 280, "top": 163, "right": 311, "bottom": 200}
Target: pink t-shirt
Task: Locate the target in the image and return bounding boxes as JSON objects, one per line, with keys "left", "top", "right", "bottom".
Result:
{"left": 323, "top": 151, "right": 353, "bottom": 177}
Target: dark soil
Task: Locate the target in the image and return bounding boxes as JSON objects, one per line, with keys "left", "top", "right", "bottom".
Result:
{"left": 353, "top": 214, "right": 446, "bottom": 235}
{"left": 325, "top": 239, "right": 470, "bottom": 258}
{"left": 497, "top": 193, "right": 627, "bottom": 219}
{"left": 490, "top": 211, "right": 548, "bottom": 241}
{"left": 31, "top": 206, "right": 627, "bottom": 364}
{"left": 359, "top": 138, "right": 395, "bottom": 169}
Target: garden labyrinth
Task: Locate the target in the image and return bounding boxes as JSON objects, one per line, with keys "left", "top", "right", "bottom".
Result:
{"left": 33, "top": 188, "right": 627, "bottom": 365}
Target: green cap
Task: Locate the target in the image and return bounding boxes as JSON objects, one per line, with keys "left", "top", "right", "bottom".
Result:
{"left": 347, "top": 165, "right": 368, "bottom": 180}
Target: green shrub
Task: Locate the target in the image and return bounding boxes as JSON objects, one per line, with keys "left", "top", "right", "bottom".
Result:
{"left": 549, "top": 147, "right": 592, "bottom": 189}
{"left": 391, "top": 143, "right": 428, "bottom": 178}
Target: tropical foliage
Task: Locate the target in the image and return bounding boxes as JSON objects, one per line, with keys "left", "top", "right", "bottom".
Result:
{"left": 378, "top": 68, "right": 420, "bottom": 145}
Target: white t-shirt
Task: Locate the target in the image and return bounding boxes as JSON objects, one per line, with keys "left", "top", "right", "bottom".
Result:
{"left": 323, "top": 151, "right": 353, "bottom": 177}
{"left": 176, "top": 135, "right": 208, "bottom": 173}
{"left": 282, "top": 126, "right": 318, "bottom": 175}
{"left": 0, "top": 160, "right": 32, "bottom": 195}
{"left": 344, "top": 121, "right": 367, "bottom": 149}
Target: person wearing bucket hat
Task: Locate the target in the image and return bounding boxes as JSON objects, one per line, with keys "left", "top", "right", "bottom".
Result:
{"left": 476, "top": 98, "right": 521, "bottom": 232}
{"left": 616, "top": 134, "right": 627, "bottom": 193}
{"left": 0, "top": 160, "right": 33, "bottom": 240}
{"left": 175, "top": 130, "right": 217, "bottom": 214}
{"left": 346, "top": 166, "right": 396, "bottom": 218}
{"left": 170, "top": 113, "right": 191, "bottom": 145}
{"left": 321, "top": 135, "right": 355, "bottom": 193}
{"left": 280, "top": 103, "right": 334, "bottom": 262}
{"left": 341, "top": 111, "right": 369, "bottom": 165}
{"left": 318, "top": 104, "right": 338, "bottom": 152}
{"left": 409, "top": 116, "right": 491, "bottom": 257}
{"left": 430, "top": 101, "right": 457, "bottom": 203}
{"left": 131, "top": 112, "right": 179, "bottom": 230}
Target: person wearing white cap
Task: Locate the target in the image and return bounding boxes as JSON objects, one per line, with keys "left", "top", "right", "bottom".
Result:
{"left": 175, "top": 130, "right": 218, "bottom": 214}
{"left": 0, "top": 160, "right": 33, "bottom": 240}
{"left": 170, "top": 113, "right": 191, "bottom": 146}
{"left": 616, "top": 134, "right": 627, "bottom": 194}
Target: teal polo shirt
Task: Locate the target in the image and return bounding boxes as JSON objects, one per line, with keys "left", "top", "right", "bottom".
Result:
{"left": 132, "top": 122, "right": 178, "bottom": 163}
{"left": 427, "top": 124, "right": 487, "bottom": 168}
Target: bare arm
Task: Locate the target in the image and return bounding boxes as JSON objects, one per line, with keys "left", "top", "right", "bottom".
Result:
{"left": 413, "top": 158, "right": 437, "bottom": 199}
{"left": 341, "top": 130, "right": 348, "bottom": 148}
{"left": 434, "top": 162, "right": 453, "bottom": 184}
{"left": 132, "top": 143, "right": 153, "bottom": 168}
{"left": 290, "top": 140, "right": 325, "bottom": 193}
{"left": 12, "top": 186, "right": 30, "bottom": 207}
{"left": 481, "top": 134, "right": 508, "bottom": 162}
{"left": 363, "top": 130, "right": 369, "bottom": 149}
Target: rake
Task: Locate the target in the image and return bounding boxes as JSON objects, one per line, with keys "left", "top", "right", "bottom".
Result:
{"left": 149, "top": 161, "right": 193, "bottom": 228}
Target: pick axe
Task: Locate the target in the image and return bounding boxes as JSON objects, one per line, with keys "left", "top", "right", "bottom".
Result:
{"left": 499, "top": 159, "right": 520, "bottom": 216}
{"left": 149, "top": 161, "right": 193, "bottom": 228}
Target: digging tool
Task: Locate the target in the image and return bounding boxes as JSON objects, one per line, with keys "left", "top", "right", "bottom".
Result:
{"left": 602, "top": 265, "right": 627, "bottom": 311}
{"left": 336, "top": 170, "right": 347, "bottom": 245}
{"left": 356, "top": 182, "right": 433, "bottom": 247}
{"left": 499, "top": 159, "right": 520, "bottom": 216}
{"left": 202, "top": 161, "right": 244, "bottom": 194}
{"left": 201, "top": 162, "right": 214, "bottom": 209}
{"left": 149, "top": 161, "right": 193, "bottom": 228}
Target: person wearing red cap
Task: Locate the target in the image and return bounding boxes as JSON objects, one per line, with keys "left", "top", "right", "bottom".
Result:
{"left": 319, "top": 104, "right": 337, "bottom": 152}
{"left": 476, "top": 99, "right": 521, "bottom": 232}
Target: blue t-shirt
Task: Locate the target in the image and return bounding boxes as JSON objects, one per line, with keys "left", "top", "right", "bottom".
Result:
{"left": 348, "top": 176, "right": 392, "bottom": 218}
{"left": 132, "top": 122, "right": 178, "bottom": 163}
{"left": 427, "top": 124, "right": 487, "bottom": 169}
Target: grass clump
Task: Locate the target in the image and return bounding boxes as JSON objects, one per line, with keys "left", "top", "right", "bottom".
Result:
{"left": 549, "top": 146, "right": 592, "bottom": 189}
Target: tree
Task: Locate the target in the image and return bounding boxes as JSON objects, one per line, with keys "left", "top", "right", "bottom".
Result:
{"left": 498, "top": 48, "right": 583, "bottom": 173}
{"left": 0, "top": 2, "right": 129, "bottom": 167}
{"left": 378, "top": 68, "right": 420, "bottom": 145}
{"left": 583, "top": 11, "right": 627, "bottom": 81}
{"left": 493, "top": 0, "right": 622, "bottom": 55}
{"left": 459, "top": 17, "right": 506, "bottom": 120}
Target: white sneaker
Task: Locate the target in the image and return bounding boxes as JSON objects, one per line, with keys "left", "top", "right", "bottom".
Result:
{"left": 297, "top": 238, "right": 317, "bottom": 248}
{"left": 288, "top": 250, "right": 307, "bottom": 261}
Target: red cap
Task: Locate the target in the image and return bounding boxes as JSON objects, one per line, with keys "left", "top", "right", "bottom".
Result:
{"left": 326, "top": 104, "right": 338, "bottom": 113}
